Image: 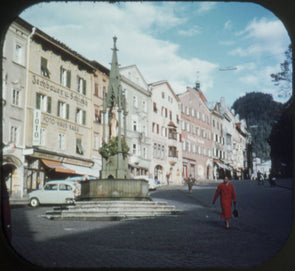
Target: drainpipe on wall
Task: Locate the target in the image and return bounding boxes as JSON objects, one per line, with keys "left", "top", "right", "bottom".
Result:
{"left": 22, "top": 26, "right": 35, "bottom": 198}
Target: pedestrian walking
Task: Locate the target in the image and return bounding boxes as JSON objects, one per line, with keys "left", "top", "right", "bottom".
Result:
{"left": 187, "top": 174, "right": 195, "bottom": 193}
{"left": 212, "top": 177, "right": 237, "bottom": 229}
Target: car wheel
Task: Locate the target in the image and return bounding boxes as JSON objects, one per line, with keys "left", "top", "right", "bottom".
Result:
{"left": 30, "top": 197, "right": 40, "bottom": 207}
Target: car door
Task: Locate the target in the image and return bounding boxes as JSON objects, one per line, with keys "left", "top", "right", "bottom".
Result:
{"left": 41, "top": 183, "right": 59, "bottom": 204}
{"left": 58, "top": 183, "right": 74, "bottom": 203}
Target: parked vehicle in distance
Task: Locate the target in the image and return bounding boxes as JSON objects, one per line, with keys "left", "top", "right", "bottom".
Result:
{"left": 134, "top": 175, "right": 160, "bottom": 190}
{"left": 28, "top": 180, "right": 76, "bottom": 207}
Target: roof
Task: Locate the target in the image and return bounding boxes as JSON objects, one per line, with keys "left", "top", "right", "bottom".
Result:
{"left": 15, "top": 17, "right": 109, "bottom": 75}
{"left": 149, "top": 80, "right": 180, "bottom": 102}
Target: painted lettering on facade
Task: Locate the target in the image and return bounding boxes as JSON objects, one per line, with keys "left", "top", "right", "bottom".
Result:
{"left": 43, "top": 115, "right": 80, "bottom": 132}
{"left": 33, "top": 109, "right": 41, "bottom": 145}
{"left": 32, "top": 74, "right": 88, "bottom": 106}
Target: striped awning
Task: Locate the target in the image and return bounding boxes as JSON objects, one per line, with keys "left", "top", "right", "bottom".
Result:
{"left": 42, "top": 159, "right": 76, "bottom": 174}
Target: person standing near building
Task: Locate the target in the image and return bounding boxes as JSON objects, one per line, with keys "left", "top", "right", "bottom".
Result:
{"left": 187, "top": 174, "right": 195, "bottom": 193}
{"left": 212, "top": 177, "right": 237, "bottom": 229}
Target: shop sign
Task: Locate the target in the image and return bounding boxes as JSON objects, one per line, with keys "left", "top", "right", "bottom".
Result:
{"left": 33, "top": 109, "right": 41, "bottom": 146}
{"left": 31, "top": 74, "right": 88, "bottom": 106}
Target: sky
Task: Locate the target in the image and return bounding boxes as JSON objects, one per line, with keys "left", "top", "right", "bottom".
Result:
{"left": 19, "top": 1, "right": 291, "bottom": 106}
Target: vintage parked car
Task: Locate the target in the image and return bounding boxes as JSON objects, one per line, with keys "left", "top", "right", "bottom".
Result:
{"left": 134, "top": 175, "right": 160, "bottom": 190}
{"left": 28, "top": 180, "right": 76, "bottom": 207}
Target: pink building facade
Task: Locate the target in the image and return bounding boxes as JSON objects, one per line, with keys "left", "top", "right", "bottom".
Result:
{"left": 178, "top": 87, "right": 213, "bottom": 180}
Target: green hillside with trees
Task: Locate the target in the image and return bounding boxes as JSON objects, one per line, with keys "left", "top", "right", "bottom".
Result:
{"left": 231, "top": 92, "right": 283, "bottom": 161}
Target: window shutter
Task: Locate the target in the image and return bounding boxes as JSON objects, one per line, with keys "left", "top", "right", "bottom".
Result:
{"left": 67, "top": 70, "right": 71, "bottom": 88}
{"left": 41, "top": 57, "right": 46, "bottom": 70}
{"left": 82, "top": 110, "right": 86, "bottom": 125}
{"left": 47, "top": 96, "right": 52, "bottom": 113}
{"left": 66, "top": 104, "right": 70, "bottom": 120}
{"left": 83, "top": 79, "right": 86, "bottom": 95}
{"left": 60, "top": 66, "right": 63, "bottom": 84}
{"left": 36, "top": 93, "right": 41, "bottom": 109}
{"left": 57, "top": 101, "right": 60, "bottom": 116}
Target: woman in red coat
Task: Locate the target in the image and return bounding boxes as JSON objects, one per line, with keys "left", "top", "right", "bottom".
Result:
{"left": 212, "top": 177, "right": 236, "bottom": 229}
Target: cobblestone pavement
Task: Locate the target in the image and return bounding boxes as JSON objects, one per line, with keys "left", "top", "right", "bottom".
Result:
{"left": 4, "top": 179, "right": 295, "bottom": 269}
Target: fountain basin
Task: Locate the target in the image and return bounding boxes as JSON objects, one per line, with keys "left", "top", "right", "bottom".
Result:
{"left": 80, "top": 178, "right": 150, "bottom": 201}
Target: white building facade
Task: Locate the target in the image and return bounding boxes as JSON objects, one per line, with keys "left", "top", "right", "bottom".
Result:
{"left": 119, "top": 65, "right": 152, "bottom": 177}
{"left": 149, "top": 81, "right": 182, "bottom": 185}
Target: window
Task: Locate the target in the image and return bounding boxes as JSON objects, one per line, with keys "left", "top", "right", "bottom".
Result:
{"left": 185, "top": 107, "right": 189, "bottom": 115}
{"left": 94, "top": 133, "right": 99, "bottom": 150}
{"left": 44, "top": 184, "right": 58, "bottom": 190}
{"left": 77, "top": 76, "right": 86, "bottom": 95}
{"left": 153, "top": 143, "right": 157, "bottom": 157}
{"left": 60, "top": 66, "right": 71, "bottom": 88}
{"left": 142, "top": 147, "right": 147, "bottom": 159}
{"left": 76, "top": 108, "right": 86, "bottom": 125}
{"left": 153, "top": 102, "right": 157, "bottom": 113}
{"left": 142, "top": 100, "right": 147, "bottom": 112}
{"left": 133, "top": 96, "right": 138, "bottom": 108}
{"left": 168, "top": 128, "right": 177, "bottom": 140}
{"left": 168, "top": 146, "right": 177, "bottom": 157}
{"left": 41, "top": 57, "right": 50, "bottom": 78}
{"left": 14, "top": 43, "right": 23, "bottom": 64}
{"left": 94, "top": 83, "right": 99, "bottom": 96}
{"left": 59, "top": 184, "right": 72, "bottom": 191}
{"left": 190, "top": 108, "right": 194, "bottom": 117}
{"left": 10, "top": 126, "right": 18, "bottom": 143}
{"left": 58, "top": 101, "right": 69, "bottom": 119}
{"left": 58, "top": 133, "right": 65, "bottom": 150}
{"left": 40, "top": 127, "right": 46, "bottom": 146}
{"left": 12, "top": 89, "right": 20, "bottom": 106}
{"left": 94, "top": 109, "right": 101, "bottom": 123}
{"left": 133, "top": 120, "right": 137, "bottom": 132}
{"left": 158, "top": 144, "right": 161, "bottom": 159}
{"left": 36, "top": 93, "right": 51, "bottom": 113}
{"left": 133, "top": 144, "right": 137, "bottom": 155}
{"left": 162, "top": 92, "right": 165, "bottom": 99}
{"left": 142, "top": 125, "right": 147, "bottom": 136}
{"left": 76, "top": 138, "right": 84, "bottom": 154}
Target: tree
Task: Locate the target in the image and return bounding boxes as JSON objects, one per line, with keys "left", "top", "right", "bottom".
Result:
{"left": 268, "top": 97, "right": 293, "bottom": 177}
{"left": 270, "top": 44, "right": 292, "bottom": 98}
{"left": 232, "top": 92, "right": 283, "bottom": 160}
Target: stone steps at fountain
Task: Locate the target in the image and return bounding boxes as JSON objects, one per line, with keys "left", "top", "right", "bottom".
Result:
{"left": 43, "top": 200, "right": 178, "bottom": 221}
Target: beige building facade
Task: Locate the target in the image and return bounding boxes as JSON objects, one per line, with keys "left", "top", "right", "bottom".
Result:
{"left": 2, "top": 18, "right": 32, "bottom": 198}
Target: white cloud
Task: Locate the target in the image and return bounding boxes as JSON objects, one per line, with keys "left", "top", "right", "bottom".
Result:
{"left": 177, "top": 26, "right": 201, "bottom": 37}
{"left": 197, "top": 2, "right": 217, "bottom": 14}
{"left": 231, "top": 17, "right": 290, "bottom": 58}
{"left": 219, "top": 40, "right": 235, "bottom": 46}
{"left": 21, "top": 2, "right": 217, "bottom": 95}
{"left": 224, "top": 20, "right": 232, "bottom": 30}
{"left": 238, "top": 75, "right": 259, "bottom": 85}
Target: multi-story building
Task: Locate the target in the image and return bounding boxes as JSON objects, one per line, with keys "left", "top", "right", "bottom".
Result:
{"left": 2, "top": 17, "right": 109, "bottom": 198}
{"left": 2, "top": 17, "right": 252, "bottom": 200}
{"left": 178, "top": 86, "right": 213, "bottom": 180}
{"left": 213, "top": 97, "right": 248, "bottom": 179}
{"left": 119, "top": 65, "right": 152, "bottom": 176}
{"left": 233, "top": 116, "right": 248, "bottom": 179}
{"left": 25, "top": 21, "right": 103, "bottom": 191}
{"left": 149, "top": 81, "right": 182, "bottom": 185}
{"left": 90, "top": 61, "right": 109, "bottom": 174}
{"left": 2, "top": 18, "right": 32, "bottom": 198}
{"left": 210, "top": 101, "right": 226, "bottom": 179}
